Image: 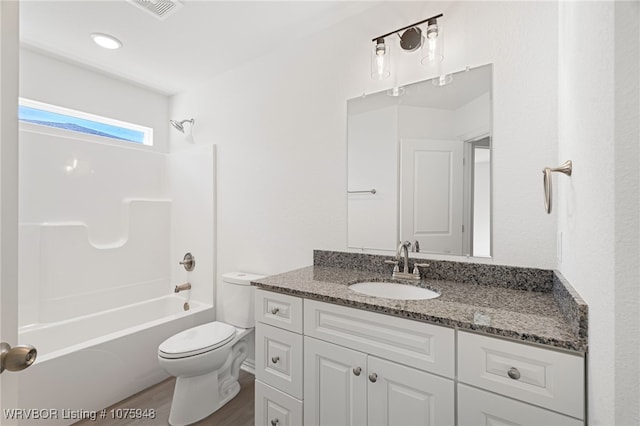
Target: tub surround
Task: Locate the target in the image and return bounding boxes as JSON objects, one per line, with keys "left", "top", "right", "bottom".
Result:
{"left": 251, "top": 250, "right": 587, "bottom": 352}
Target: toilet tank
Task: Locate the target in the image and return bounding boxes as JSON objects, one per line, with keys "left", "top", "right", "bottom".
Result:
{"left": 221, "top": 272, "right": 265, "bottom": 328}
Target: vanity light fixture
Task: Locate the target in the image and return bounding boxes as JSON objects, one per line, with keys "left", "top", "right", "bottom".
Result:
{"left": 90, "top": 33, "right": 122, "bottom": 50}
{"left": 387, "top": 86, "right": 406, "bottom": 97}
{"left": 370, "top": 13, "right": 443, "bottom": 80}
{"left": 432, "top": 74, "right": 453, "bottom": 86}
{"left": 371, "top": 38, "right": 390, "bottom": 80}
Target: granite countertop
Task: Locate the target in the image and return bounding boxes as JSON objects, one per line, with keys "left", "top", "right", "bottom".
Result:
{"left": 252, "top": 264, "right": 587, "bottom": 353}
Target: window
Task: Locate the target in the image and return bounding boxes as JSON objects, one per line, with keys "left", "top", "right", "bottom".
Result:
{"left": 18, "top": 98, "right": 153, "bottom": 146}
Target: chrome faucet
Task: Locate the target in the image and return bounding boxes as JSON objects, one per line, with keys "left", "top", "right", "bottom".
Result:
{"left": 174, "top": 282, "right": 192, "bottom": 293}
{"left": 384, "top": 241, "right": 430, "bottom": 281}
{"left": 396, "top": 241, "right": 412, "bottom": 275}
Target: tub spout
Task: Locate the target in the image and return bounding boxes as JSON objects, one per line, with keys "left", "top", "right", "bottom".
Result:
{"left": 174, "top": 283, "right": 192, "bottom": 293}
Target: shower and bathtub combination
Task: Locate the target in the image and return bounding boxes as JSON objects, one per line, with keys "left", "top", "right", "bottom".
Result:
{"left": 16, "top": 123, "right": 216, "bottom": 424}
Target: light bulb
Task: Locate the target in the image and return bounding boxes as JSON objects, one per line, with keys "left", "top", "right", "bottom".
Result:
{"left": 90, "top": 33, "right": 122, "bottom": 50}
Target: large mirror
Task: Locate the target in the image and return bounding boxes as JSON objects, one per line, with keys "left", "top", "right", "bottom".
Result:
{"left": 347, "top": 64, "right": 492, "bottom": 257}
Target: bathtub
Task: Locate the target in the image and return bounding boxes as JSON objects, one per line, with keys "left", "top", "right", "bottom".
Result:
{"left": 16, "top": 294, "right": 215, "bottom": 425}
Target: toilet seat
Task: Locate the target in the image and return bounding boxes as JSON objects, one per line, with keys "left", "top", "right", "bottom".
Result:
{"left": 159, "top": 322, "right": 236, "bottom": 359}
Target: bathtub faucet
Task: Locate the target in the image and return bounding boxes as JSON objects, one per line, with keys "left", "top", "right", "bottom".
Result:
{"left": 174, "top": 283, "right": 192, "bottom": 293}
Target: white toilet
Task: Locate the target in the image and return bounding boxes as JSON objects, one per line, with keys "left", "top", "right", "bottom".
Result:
{"left": 158, "top": 272, "right": 264, "bottom": 426}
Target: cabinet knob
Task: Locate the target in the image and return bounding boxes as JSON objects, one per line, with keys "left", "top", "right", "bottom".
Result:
{"left": 369, "top": 373, "right": 378, "bottom": 383}
{"left": 507, "top": 367, "right": 521, "bottom": 380}
{"left": 271, "top": 307, "right": 280, "bottom": 315}
{"left": 271, "top": 356, "right": 280, "bottom": 364}
{"left": 353, "top": 367, "right": 362, "bottom": 376}
{"left": 271, "top": 419, "right": 279, "bottom": 426}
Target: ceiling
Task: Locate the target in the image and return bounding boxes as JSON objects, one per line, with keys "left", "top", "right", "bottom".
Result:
{"left": 20, "top": 1, "right": 380, "bottom": 96}
{"left": 348, "top": 64, "right": 492, "bottom": 114}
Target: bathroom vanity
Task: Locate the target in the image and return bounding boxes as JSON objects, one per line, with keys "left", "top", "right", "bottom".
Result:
{"left": 252, "top": 251, "right": 587, "bottom": 426}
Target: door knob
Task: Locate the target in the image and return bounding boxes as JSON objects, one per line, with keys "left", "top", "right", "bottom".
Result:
{"left": 1, "top": 342, "right": 37, "bottom": 374}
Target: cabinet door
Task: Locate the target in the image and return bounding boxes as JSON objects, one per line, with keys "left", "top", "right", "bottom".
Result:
{"left": 367, "top": 356, "right": 454, "bottom": 426}
{"left": 458, "top": 384, "right": 583, "bottom": 426}
{"left": 304, "top": 336, "right": 367, "bottom": 426}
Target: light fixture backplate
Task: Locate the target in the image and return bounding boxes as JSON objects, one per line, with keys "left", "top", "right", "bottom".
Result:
{"left": 400, "top": 27, "right": 422, "bottom": 52}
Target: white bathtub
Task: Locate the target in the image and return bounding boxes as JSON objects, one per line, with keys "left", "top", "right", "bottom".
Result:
{"left": 16, "top": 295, "right": 215, "bottom": 425}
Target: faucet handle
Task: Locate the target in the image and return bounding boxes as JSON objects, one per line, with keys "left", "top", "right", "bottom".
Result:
{"left": 412, "top": 263, "right": 430, "bottom": 276}
{"left": 384, "top": 259, "right": 399, "bottom": 272}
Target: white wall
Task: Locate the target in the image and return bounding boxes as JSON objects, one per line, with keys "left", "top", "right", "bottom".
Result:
{"left": 170, "top": 1, "right": 559, "bottom": 319}
{"left": 398, "top": 105, "right": 457, "bottom": 139}
{"left": 558, "top": 1, "right": 640, "bottom": 424}
{"left": 347, "top": 106, "right": 397, "bottom": 250}
{"left": 19, "top": 48, "right": 170, "bottom": 153}
{"left": 454, "top": 92, "right": 491, "bottom": 141}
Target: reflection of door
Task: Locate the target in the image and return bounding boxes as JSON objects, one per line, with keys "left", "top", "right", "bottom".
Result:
{"left": 400, "top": 139, "right": 464, "bottom": 255}
{"left": 1, "top": 1, "right": 21, "bottom": 415}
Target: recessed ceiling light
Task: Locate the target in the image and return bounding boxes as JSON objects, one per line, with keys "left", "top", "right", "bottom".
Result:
{"left": 90, "top": 33, "right": 122, "bottom": 50}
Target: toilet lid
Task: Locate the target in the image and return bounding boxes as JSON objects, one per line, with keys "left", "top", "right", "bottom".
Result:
{"left": 158, "top": 322, "right": 236, "bottom": 359}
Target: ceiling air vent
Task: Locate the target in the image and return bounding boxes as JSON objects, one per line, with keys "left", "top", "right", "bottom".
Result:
{"left": 128, "top": 0, "right": 183, "bottom": 21}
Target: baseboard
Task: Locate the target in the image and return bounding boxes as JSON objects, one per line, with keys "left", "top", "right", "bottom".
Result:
{"left": 241, "top": 358, "right": 255, "bottom": 375}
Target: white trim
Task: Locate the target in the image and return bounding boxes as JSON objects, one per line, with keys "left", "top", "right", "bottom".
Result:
{"left": 18, "top": 97, "right": 154, "bottom": 146}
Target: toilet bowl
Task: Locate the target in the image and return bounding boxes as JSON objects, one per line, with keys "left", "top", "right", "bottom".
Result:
{"left": 158, "top": 272, "right": 264, "bottom": 426}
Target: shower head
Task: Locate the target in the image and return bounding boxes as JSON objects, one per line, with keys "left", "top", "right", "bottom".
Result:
{"left": 170, "top": 118, "right": 194, "bottom": 133}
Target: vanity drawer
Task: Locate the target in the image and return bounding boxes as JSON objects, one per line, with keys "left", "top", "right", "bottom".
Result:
{"left": 255, "top": 289, "right": 303, "bottom": 333}
{"left": 304, "top": 299, "right": 455, "bottom": 378}
{"left": 457, "top": 331, "right": 584, "bottom": 419}
{"left": 255, "top": 322, "right": 303, "bottom": 399}
{"left": 255, "top": 380, "right": 303, "bottom": 426}
{"left": 458, "top": 384, "right": 583, "bottom": 426}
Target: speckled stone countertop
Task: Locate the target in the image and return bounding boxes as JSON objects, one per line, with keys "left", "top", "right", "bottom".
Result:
{"left": 252, "top": 253, "right": 588, "bottom": 353}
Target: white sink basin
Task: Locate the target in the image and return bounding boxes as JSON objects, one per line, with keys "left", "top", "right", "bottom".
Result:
{"left": 348, "top": 281, "right": 440, "bottom": 300}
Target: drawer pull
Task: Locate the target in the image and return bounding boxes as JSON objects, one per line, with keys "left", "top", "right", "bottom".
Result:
{"left": 271, "top": 307, "right": 280, "bottom": 315}
{"left": 271, "top": 419, "right": 279, "bottom": 426}
{"left": 271, "top": 356, "right": 280, "bottom": 364}
{"left": 369, "top": 373, "right": 378, "bottom": 383}
{"left": 507, "top": 367, "right": 521, "bottom": 380}
{"left": 353, "top": 367, "right": 362, "bottom": 376}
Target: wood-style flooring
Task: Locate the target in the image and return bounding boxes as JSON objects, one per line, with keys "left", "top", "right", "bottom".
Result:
{"left": 74, "top": 371, "right": 254, "bottom": 426}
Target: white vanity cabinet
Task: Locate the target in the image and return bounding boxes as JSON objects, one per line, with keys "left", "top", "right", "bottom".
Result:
{"left": 254, "top": 288, "right": 586, "bottom": 426}
{"left": 302, "top": 298, "right": 456, "bottom": 425}
{"left": 254, "top": 290, "right": 304, "bottom": 426}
